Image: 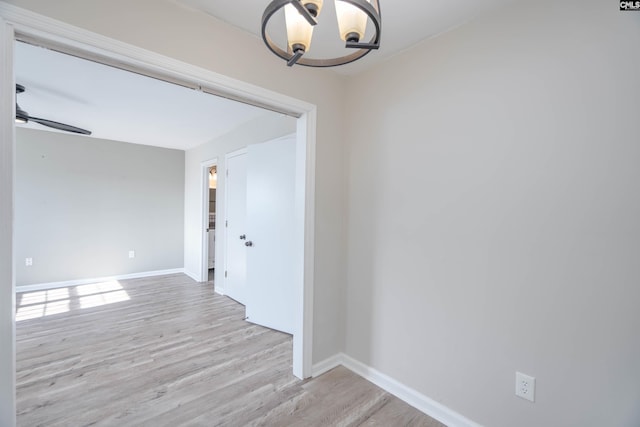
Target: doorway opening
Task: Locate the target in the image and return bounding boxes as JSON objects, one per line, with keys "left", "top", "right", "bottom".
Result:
{"left": 0, "top": 13, "right": 317, "bottom": 424}
{"left": 203, "top": 163, "right": 218, "bottom": 284}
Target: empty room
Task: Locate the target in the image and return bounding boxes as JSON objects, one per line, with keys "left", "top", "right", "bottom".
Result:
{"left": 1, "top": 0, "right": 639, "bottom": 426}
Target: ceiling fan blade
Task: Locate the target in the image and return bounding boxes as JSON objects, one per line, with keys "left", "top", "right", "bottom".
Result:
{"left": 28, "top": 117, "right": 92, "bottom": 135}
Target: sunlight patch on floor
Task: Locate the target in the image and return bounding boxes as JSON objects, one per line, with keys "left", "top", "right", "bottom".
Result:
{"left": 80, "top": 290, "right": 130, "bottom": 309}
{"left": 16, "top": 280, "right": 130, "bottom": 321}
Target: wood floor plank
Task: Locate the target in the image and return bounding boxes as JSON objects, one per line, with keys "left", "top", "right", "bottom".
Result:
{"left": 359, "top": 397, "right": 447, "bottom": 427}
{"left": 16, "top": 274, "right": 446, "bottom": 426}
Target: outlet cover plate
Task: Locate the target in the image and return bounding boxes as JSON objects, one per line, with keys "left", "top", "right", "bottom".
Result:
{"left": 516, "top": 372, "right": 535, "bottom": 402}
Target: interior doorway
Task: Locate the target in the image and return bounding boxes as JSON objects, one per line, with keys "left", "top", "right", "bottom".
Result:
{"left": 204, "top": 163, "right": 218, "bottom": 283}
{"left": 0, "top": 12, "right": 317, "bottom": 423}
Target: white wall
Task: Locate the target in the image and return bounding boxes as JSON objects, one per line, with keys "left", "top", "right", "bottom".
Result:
{"left": 344, "top": 1, "right": 640, "bottom": 426}
{"left": 10, "top": 2, "right": 636, "bottom": 426}
{"left": 15, "top": 128, "right": 185, "bottom": 285}
{"left": 1, "top": 0, "right": 349, "bottom": 365}
{"left": 0, "top": 16, "right": 15, "bottom": 427}
{"left": 183, "top": 113, "right": 296, "bottom": 284}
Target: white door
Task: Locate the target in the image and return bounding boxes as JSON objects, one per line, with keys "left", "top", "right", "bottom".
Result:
{"left": 245, "top": 135, "right": 296, "bottom": 334}
{"left": 224, "top": 150, "right": 248, "bottom": 304}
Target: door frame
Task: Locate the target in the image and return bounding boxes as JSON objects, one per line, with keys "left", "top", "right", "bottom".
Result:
{"left": 0, "top": 5, "right": 317, "bottom": 423}
{"left": 200, "top": 158, "right": 218, "bottom": 283}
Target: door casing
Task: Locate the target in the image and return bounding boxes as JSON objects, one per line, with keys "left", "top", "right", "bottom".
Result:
{"left": 200, "top": 158, "right": 218, "bottom": 283}
{"left": 0, "top": 5, "right": 317, "bottom": 425}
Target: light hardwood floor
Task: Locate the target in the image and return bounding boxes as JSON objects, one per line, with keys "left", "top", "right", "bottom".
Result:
{"left": 16, "top": 274, "right": 445, "bottom": 426}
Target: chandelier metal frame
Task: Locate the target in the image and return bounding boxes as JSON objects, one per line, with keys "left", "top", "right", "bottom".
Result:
{"left": 261, "top": 0, "right": 382, "bottom": 67}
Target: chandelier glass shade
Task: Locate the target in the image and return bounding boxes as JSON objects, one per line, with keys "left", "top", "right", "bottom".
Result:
{"left": 261, "top": 0, "right": 382, "bottom": 67}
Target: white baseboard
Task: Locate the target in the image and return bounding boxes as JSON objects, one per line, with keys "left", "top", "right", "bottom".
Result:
{"left": 16, "top": 268, "right": 185, "bottom": 293}
{"left": 214, "top": 286, "right": 225, "bottom": 296}
{"left": 313, "top": 353, "right": 482, "bottom": 427}
{"left": 183, "top": 270, "right": 201, "bottom": 282}
{"left": 311, "top": 353, "right": 343, "bottom": 377}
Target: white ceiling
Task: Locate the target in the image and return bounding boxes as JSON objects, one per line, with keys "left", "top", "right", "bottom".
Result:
{"left": 173, "top": 0, "right": 522, "bottom": 74}
{"left": 13, "top": 1, "right": 521, "bottom": 146}
{"left": 15, "top": 42, "right": 275, "bottom": 150}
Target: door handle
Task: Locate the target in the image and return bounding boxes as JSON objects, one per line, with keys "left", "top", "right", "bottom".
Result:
{"left": 245, "top": 241, "right": 253, "bottom": 247}
{"left": 239, "top": 234, "right": 246, "bottom": 240}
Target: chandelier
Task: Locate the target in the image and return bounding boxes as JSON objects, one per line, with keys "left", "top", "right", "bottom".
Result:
{"left": 261, "top": 0, "right": 382, "bottom": 67}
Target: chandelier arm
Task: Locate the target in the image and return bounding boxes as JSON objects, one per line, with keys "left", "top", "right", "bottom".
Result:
{"left": 291, "top": 0, "right": 318, "bottom": 26}
{"left": 287, "top": 49, "right": 305, "bottom": 67}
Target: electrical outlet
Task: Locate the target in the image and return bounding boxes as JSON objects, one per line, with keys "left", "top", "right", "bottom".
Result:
{"left": 25, "top": 257, "right": 33, "bottom": 266}
{"left": 128, "top": 250, "right": 135, "bottom": 259}
{"left": 516, "top": 372, "right": 535, "bottom": 402}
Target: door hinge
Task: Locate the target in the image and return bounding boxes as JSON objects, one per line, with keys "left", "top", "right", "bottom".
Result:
{"left": 225, "top": 220, "right": 228, "bottom": 227}
{"left": 226, "top": 169, "right": 229, "bottom": 177}
{"left": 225, "top": 270, "right": 228, "bottom": 278}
